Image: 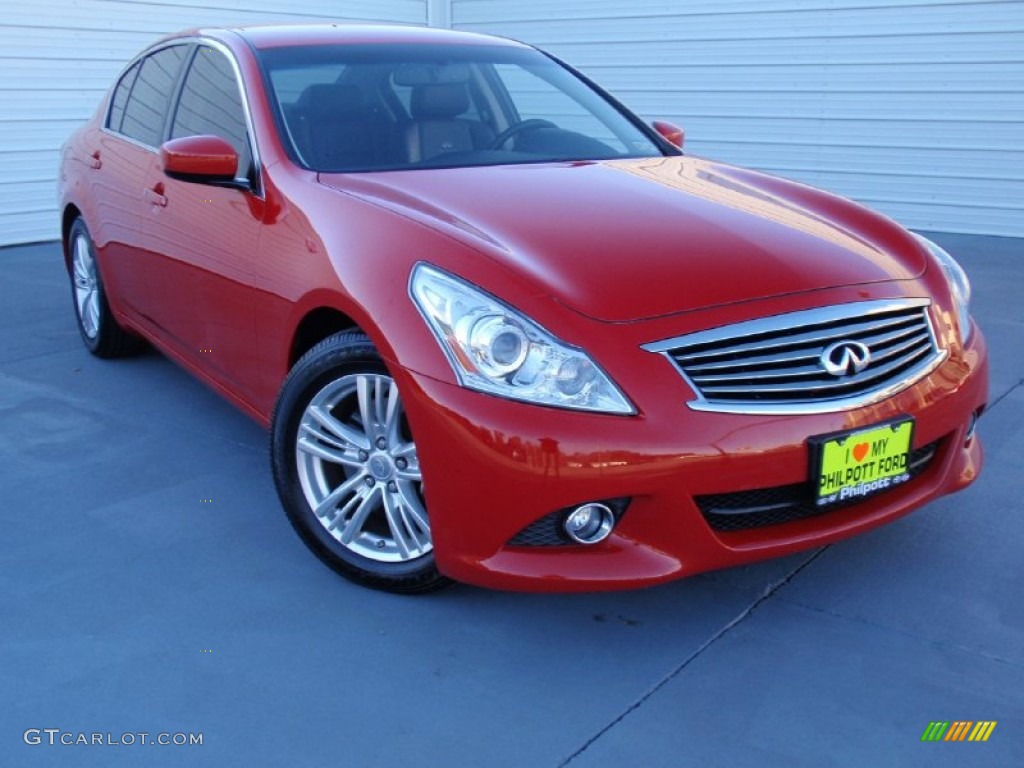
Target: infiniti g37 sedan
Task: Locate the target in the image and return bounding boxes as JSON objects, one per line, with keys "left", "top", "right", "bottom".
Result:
{"left": 58, "top": 24, "right": 988, "bottom": 593}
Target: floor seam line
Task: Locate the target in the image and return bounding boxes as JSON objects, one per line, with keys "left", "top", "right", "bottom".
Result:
{"left": 557, "top": 547, "right": 828, "bottom": 767}
{"left": 986, "top": 377, "right": 1023, "bottom": 411}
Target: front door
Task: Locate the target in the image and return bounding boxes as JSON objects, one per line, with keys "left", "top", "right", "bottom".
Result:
{"left": 139, "top": 44, "right": 266, "bottom": 408}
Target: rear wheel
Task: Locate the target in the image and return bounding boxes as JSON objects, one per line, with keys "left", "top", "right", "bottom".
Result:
{"left": 68, "top": 218, "right": 143, "bottom": 358}
{"left": 271, "top": 331, "right": 450, "bottom": 594}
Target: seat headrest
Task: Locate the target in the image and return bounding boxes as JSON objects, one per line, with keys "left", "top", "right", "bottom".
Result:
{"left": 410, "top": 84, "right": 470, "bottom": 120}
{"left": 298, "top": 84, "right": 366, "bottom": 120}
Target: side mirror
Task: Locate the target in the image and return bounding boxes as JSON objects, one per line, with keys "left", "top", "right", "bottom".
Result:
{"left": 652, "top": 120, "right": 684, "bottom": 149}
{"left": 160, "top": 135, "right": 238, "bottom": 183}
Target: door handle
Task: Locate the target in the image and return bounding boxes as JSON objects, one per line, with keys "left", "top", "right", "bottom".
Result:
{"left": 88, "top": 150, "right": 102, "bottom": 170}
{"left": 144, "top": 185, "right": 167, "bottom": 207}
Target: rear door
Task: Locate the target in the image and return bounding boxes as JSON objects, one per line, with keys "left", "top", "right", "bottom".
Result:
{"left": 94, "top": 45, "right": 189, "bottom": 319}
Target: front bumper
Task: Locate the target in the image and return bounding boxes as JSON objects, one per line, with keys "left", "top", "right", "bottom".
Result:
{"left": 394, "top": 318, "right": 988, "bottom": 592}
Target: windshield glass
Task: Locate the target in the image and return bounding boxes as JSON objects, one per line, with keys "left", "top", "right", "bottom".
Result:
{"left": 256, "top": 43, "right": 667, "bottom": 172}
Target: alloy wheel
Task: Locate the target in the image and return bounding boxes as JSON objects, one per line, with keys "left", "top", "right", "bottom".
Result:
{"left": 72, "top": 232, "right": 100, "bottom": 339}
{"left": 295, "top": 373, "right": 430, "bottom": 563}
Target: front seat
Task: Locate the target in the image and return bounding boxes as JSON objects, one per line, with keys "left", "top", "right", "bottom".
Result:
{"left": 293, "top": 84, "right": 381, "bottom": 170}
{"left": 404, "top": 83, "right": 494, "bottom": 163}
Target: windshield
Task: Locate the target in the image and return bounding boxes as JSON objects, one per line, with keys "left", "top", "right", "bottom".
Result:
{"left": 256, "top": 43, "right": 668, "bottom": 172}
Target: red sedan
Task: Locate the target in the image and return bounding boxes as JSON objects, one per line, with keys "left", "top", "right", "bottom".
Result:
{"left": 58, "top": 24, "right": 987, "bottom": 593}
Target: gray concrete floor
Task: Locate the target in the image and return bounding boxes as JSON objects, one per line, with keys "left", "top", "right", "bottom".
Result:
{"left": 1, "top": 232, "right": 1021, "bottom": 767}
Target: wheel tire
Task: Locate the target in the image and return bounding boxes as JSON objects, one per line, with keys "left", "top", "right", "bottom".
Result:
{"left": 67, "top": 218, "right": 144, "bottom": 358}
{"left": 271, "top": 331, "right": 451, "bottom": 594}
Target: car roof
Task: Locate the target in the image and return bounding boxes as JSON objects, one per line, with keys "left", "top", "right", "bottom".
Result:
{"left": 197, "top": 23, "right": 528, "bottom": 50}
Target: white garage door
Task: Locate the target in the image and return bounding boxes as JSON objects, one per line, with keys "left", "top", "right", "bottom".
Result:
{"left": 451, "top": 0, "right": 1024, "bottom": 237}
{"left": 0, "top": 0, "right": 427, "bottom": 247}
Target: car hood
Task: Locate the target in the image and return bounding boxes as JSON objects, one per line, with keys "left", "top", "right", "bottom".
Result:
{"left": 320, "top": 156, "right": 926, "bottom": 322}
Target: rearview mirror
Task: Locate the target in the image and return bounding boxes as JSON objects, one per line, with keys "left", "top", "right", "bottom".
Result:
{"left": 652, "top": 120, "right": 684, "bottom": 149}
{"left": 160, "top": 135, "right": 238, "bottom": 183}
{"left": 393, "top": 62, "right": 470, "bottom": 86}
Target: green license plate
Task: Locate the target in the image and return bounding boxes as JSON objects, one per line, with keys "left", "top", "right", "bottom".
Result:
{"left": 812, "top": 419, "right": 914, "bottom": 507}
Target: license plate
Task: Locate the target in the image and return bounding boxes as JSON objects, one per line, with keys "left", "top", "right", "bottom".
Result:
{"left": 811, "top": 419, "right": 914, "bottom": 507}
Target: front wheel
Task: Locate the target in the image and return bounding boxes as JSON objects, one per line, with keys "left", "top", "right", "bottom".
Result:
{"left": 271, "top": 332, "right": 450, "bottom": 594}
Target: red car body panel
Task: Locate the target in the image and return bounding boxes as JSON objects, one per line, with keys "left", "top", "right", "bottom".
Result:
{"left": 398, "top": 311, "right": 985, "bottom": 591}
{"left": 321, "top": 159, "right": 927, "bottom": 323}
{"left": 57, "top": 24, "right": 988, "bottom": 591}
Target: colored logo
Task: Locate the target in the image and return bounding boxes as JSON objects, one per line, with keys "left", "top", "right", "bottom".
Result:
{"left": 921, "top": 721, "right": 997, "bottom": 742}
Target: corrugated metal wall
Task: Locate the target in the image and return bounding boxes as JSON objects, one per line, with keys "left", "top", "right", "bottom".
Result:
{"left": 450, "top": 0, "right": 1024, "bottom": 237}
{"left": 4, "top": 1, "right": 1021, "bottom": 245}
{"left": 0, "top": 0, "right": 427, "bottom": 246}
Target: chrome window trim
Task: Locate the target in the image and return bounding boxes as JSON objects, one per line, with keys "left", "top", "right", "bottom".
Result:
{"left": 98, "top": 126, "right": 160, "bottom": 154}
{"left": 101, "top": 36, "right": 264, "bottom": 198}
{"left": 642, "top": 298, "right": 948, "bottom": 415}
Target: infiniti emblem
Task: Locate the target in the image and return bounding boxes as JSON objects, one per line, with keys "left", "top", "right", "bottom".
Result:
{"left": 368, "top": 455, "right": 393, "bottom": 480}
{"left": 821, "top": 340, "right": 871, "bottom": 377}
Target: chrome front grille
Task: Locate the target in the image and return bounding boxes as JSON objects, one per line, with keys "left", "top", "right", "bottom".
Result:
{"left": 643, "top": 299, "right": 947, "bottom": 414}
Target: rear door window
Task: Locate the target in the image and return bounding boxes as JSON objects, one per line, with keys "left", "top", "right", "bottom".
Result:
{"left": 107, "top": 61, "right": 141, "bottom": 133}
{"left": 120, "top": 45, "right": 189, "bottom": 147}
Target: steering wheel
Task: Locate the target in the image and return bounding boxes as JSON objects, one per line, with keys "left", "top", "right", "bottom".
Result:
{"left": 490, "top": 119, "right": 557, "bottom": 150}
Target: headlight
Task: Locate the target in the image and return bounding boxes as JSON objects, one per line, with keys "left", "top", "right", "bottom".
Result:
{"left": 912, "top": 233, "right": 972, "bottom": 344}
{"left": 410, "top": 264, "right": 634, "bottom": 414}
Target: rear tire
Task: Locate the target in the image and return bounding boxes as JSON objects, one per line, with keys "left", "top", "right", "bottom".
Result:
{"left": 271, "top": 331, "right": 450, "bottom": 594}
{"left": 68, "top": 218, "right": 143, "bottom": 358}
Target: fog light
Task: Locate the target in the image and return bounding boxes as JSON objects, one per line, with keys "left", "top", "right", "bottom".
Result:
{"left": 563, "top": 503, "right": 615, "bottom": 545}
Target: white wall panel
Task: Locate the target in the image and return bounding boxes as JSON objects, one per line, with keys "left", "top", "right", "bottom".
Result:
{"left": 451, "top": 0, "right": 1024, "bottom": 237}
{"left": 3, "top": 0, "right": 1021, "bottom": 244}
{"left": 0, "top": 0, "right": 428, "bottom": 246}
